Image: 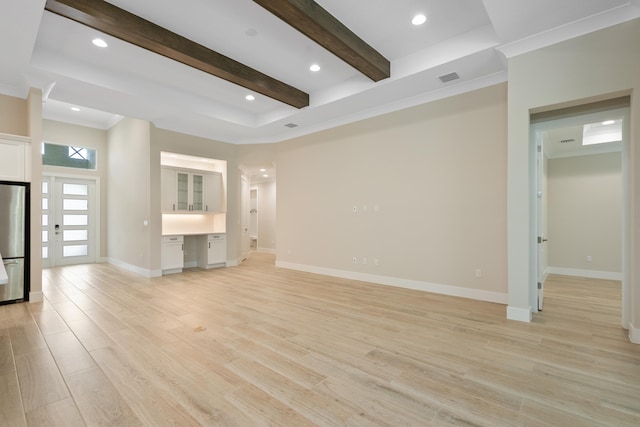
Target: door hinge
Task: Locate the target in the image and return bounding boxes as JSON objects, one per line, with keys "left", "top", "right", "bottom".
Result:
{"left": 537, "top": 282, "right": 542, "bottom": 289}
{"left": 537, "top": 145, "right": 542, "bottom": 153}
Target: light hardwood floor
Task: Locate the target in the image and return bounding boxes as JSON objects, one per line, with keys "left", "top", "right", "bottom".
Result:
{"left": 1, "top": 253, "right": 639, "bottom": 426}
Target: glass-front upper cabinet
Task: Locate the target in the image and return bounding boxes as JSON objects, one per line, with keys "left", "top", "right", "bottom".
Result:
{"left": 192, "top": 174, "right": 204, "bottom": 211}
{"left": 161, "top": 167, "right": 223, "bottom": 213}
{"left": 176, "top": 172, "right": 189, "bottom": 211}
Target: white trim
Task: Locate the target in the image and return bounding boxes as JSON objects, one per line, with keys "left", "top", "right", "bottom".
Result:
{"left": 257, "top": 247, "right": 276, "bottom": 254}
{"left": 276, "top": 261, "right": 507, "bottom": 304}
{"left": 507, "top": 306, "right": 532, "bottom": 323}
{"left": 546, "top": 267, "right": 623, "bottom": 281}
{"left": 629, "top": 323, "right": 640, "bottom": 344}
{"left": 237, "top": 71, "right": 508, "bottom": 145}
{"left": 105, "top": 258, "right": 161, "bottom": 278}
{"left": 226, "top": 259, "right": 239, "bottom": 267}
{"left": 0, "top": 132, "right": 31, "bottom": 143}
{"left": 28, "top": 291, "right": 43, "bottom": 303}
{"left": 496, "top": 4, "right": 640, "bottom": 59}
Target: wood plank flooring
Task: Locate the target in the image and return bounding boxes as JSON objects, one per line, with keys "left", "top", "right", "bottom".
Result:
{"left": 1, "top": 253, "right": 638, "bottom": 426}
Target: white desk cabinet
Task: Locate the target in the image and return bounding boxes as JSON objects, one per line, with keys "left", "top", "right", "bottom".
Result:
{"left": 162, "top": 235, "right": 184, "bottom": 274}
{"left": 197, "top": 233, "right": 225, "bottom": 268}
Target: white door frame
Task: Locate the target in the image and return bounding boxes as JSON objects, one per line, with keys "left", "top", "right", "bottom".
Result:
{"left": 42, "top": 173, "right": 100, "bottom": 267}
{"left": 530, "top": 107, "right": 630, "bottom": 327}
{"left": 534, "top": 134, "right": 547, "bottom": 311}
{"left": 239, "top": 173, "right": 250, "bottom": 261}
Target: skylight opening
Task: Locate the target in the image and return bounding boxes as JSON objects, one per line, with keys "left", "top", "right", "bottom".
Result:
{"left": 582, "top": 119, "right": 622, "bottom": 146}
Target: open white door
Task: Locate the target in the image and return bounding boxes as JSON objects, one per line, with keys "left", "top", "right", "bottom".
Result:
{"left": 536, "top": 141, "right": 547, "bottom": 311}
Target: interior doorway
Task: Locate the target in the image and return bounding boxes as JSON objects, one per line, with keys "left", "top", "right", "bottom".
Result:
{"left": 531, "top": 105, "right": 629, "bottom": 328}
{"left": 240, "top": 163, "right": 277, "bottom": 256}
{"left": 240, "top": 173, "right": 250, "bottom": 261}
{"left": 250, "top": 188, "right": 258, "bottom": 249}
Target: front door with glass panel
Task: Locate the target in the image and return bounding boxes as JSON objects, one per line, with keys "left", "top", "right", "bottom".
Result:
{"left": 42, "top": 177, "right": 97, "bottom": 267}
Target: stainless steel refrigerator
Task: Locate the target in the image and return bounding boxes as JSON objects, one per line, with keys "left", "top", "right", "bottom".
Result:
{"left": 0, "top": 181, "right": 29, "bottom": 304}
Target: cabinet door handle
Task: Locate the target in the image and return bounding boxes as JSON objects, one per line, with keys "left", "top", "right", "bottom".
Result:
{"left": 181, "top": 244, "right": 184, "bottom": 251}
{"left": 173, "top": 203, "right": 175, "bottom": 211}
{"left": 209, "top": 242, "right": 211, "bottom": 249}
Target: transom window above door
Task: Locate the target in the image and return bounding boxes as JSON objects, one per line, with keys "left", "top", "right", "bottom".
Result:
{"left": 42, "top": 142, "right": 97, "bottom": 170}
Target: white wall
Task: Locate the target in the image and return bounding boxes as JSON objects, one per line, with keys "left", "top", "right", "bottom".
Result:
{"left": 0, "top": 94, "right": 28, "bottom": 136}
{"left": 275, "top": 83, "right": 508, "bottom": 302}
{"left": 548, "top": 152, "right": 622, "bottom": 276}
{"left": 27, "top": 89, "right": 43, "bottom": 302}
{"left": 107, "top": 118, "right": 152, "bottom": 273}
{"left": 507, "top": 18, "right": 640, "bottom": 339}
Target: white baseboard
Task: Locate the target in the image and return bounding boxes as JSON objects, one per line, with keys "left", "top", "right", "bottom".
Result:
{"left": 547, "top": 267, "right": 622, "bottom": 280}
{"left": 257, "top": 247, "right": 276, "bottom": 254}
{"left": 275, "top": 261, "right": 508, "bottom": 304}
{"left": 105, "top": 258, "right": 162, "bottom": 278}
{"left": 161, "top": 268, "right": 182, "bottom": 275}
{"left": 507, "top": 305, "right": 532, "bottom": 323}
{"left": 629, "top": 323, "right": 640, "bottom": 344}
{"left": 28, "top": 291, "right": 43, "bottom": 303}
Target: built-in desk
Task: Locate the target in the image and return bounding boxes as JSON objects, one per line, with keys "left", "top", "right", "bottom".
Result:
{"left": 161, "top": 233, "right": 226, "bottom": 274}
{"left": 0, "top": 252, "right": 8, "bottom": 285}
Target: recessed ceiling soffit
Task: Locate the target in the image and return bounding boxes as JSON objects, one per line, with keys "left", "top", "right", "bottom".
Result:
{"left": 43, "top": 0, "right": 389, "bottom": 109}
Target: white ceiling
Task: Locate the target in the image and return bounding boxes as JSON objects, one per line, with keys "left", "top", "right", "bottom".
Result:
{"left": 541, "top": 115, "right": 625, "bottom": 159}
{"left": 1, "top": 0, "right": 639, "bottom": 145}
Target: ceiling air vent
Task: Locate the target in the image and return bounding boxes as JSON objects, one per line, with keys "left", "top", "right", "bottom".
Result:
{"left": 438, "top": 72, "right": 460, "bottom": 83}
{"left": 560, "top": 138, "right": 575, "bottom": 144}
{"left": 284, "top": 123, "right": 298, "bottom": 128}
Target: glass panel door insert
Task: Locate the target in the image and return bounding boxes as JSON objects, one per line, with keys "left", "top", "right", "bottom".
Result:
{"left": 43, "top": 177, "right": 97, "bottom": 267}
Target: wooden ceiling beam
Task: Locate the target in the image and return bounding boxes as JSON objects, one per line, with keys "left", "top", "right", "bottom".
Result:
{"left": 253, "top": 0, "right": 390, "bottom": 82}
{"left": 44, "top": 0, "right": 310, "bottom": 108}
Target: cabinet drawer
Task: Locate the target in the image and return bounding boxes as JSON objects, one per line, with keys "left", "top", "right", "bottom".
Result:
{"left": 162, "top": 235, "right": 184, "bottom": 243}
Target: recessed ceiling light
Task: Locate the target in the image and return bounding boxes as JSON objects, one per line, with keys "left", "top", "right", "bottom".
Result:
{"left": 412, "top": 14, "right": 427, "bottom": 26}
{"left": 245, "top": 94, "right": 255, "bottom": 101}
{"left": 70, "top": 107, "right": 81, "bottom": 112}
{"left": 259, "top": 168, "right": 266, "bottom": 172}
{"left": 92, "top": 38, "right": 108, "bottom": 48}
{"left": 309, "top": 64, "right": 321, "bottom": 72}
{"left": 602, "top": 120, "right": 615, "bottom": 125}
{"left": 262, "top": 174, "right": 269, "bottom": 178}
